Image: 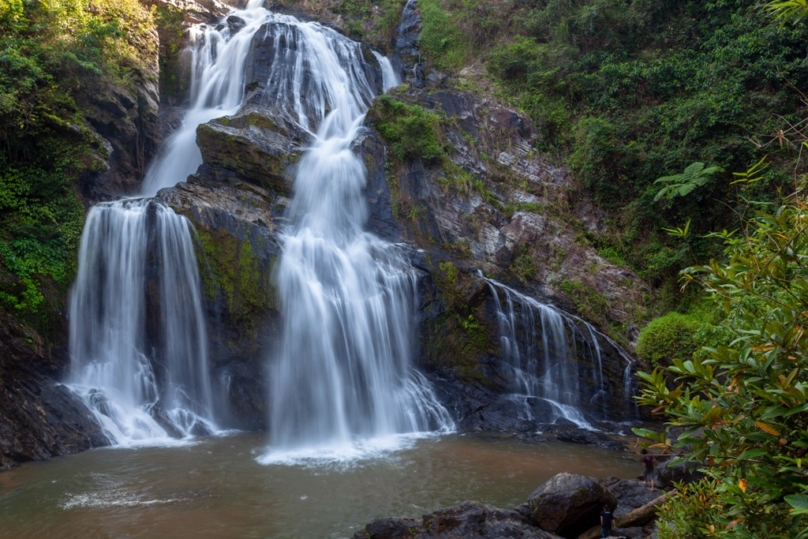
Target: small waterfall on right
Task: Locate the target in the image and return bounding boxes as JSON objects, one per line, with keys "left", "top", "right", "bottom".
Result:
{"left": 481, "top": 275, "right": 636, "bottom": 428}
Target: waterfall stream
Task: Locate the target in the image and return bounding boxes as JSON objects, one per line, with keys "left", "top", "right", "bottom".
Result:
{"left": 68, "top": 2, "right": 452, "bottom": 452}
{"left": 256, "top": 16, "right": 453, "bottom": 463}
{"left": 481, "top": 275, "right": 636, "bottom": 428}
{"left": 67, "top": 1, "right": 273, "bottom": 445}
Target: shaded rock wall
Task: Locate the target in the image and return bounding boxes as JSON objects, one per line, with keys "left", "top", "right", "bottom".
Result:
{"left": 0, "top": 311, "right": 107, "bottom": 470}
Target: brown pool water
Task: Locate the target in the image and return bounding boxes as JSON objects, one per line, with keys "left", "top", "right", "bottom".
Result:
{"left": 0, "top": 433, "right": 639, "bottom": 539}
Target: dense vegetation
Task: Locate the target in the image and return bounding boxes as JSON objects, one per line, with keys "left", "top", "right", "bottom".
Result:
{"left": 0, "top": 0, "right": 154, "bottom": 334}
{"left": 415, "top": 0, "right": 808, "bottom": 302}
{"left": 635, "top": 186, "right": 808, "bottom": 538}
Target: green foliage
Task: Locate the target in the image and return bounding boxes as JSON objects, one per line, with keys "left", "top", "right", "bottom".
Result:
{"left": 634, "top": 190, "right": 808, "bottom": 538}
{"left": 0, "top": 0, "right": 153, "bottom": 331}
{"left": 766, "top": 0, "right": 808, "bottom": 25}
{"left": 333, "top": 0, "right": 407, "bottom": 42}
{"left": 654, "top": 163, "right": 726, "bottom": 203}
{"left": 560, "top": 279, "right": 609, "bottom": 326}
{"left": 370, "top": 95, "right": 444, "bottom": 162}
{"left": 417, "top": 0, "right": 469, "bottom": 69}
{"left": 635, "top": 312, "right": 705, "bottom": 367}
{"left": 511, "top": 250, "right": 536, "bottom": 283}
{"left": 483, "top": 0, "right": 808, "bottom": 299}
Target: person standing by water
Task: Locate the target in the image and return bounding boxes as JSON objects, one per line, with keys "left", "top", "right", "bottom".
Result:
{"left": 600, "top": 504, "right": 614, "bottom": 538}
{"left": 641, "top": 448, "right": 656, "bottom": 489}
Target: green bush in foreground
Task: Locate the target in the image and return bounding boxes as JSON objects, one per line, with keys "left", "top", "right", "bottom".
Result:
{"left": 635, "top": 187, "right": 808, "bottom": 538}
{"left": 635, "top": 312, "right": 704, "bottom": 367}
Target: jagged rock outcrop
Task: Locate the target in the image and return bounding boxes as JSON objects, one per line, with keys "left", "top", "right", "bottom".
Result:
{"left": 79, "top": 24, "right": 161, "bottom": 200}
{"left": 0, "top": 311, "right": 108, "bottom": 470}
{"left": 158, "top": 171, "right": 285, "bottom": 430}
{"left": 352, "top": 475, "right": 664, "bottom": 539}
{"left": 145, "top": 0, "right": 243, "bottom": 25}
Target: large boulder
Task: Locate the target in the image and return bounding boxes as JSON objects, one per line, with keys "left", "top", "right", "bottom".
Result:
{"left": 196, "top": 106, "right": 305, "bottom": 195}
{"left": 527, "top": 473, "right": 617, "bottom": 538}
{"left": 353, "top": 501, "right": 564, "bottom": 539}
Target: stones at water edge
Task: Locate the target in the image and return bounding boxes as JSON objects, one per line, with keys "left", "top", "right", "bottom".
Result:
{"left": 527, "top": 473, "right": 617, "bottom": 538}
{"left": 353, "top": 501, "right": 565, "bottom": 539}
{"left": 350, "top": 474, "right": 669, "bottom": 539}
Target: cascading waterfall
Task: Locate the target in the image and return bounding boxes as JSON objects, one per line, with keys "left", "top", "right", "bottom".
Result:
{"left": 143, "top": 0, "right": 271, "bottom": 196}
{"left": 481, "top": 275, "right": 635, "bottom": 428}
{"left": 257, "top": 16, "right": 453, "bottom": 462}
{"left": 68, "top": 1, "right": 272, "bottom": 445}
{"left": 68, "top": 200, "right": 215, "bottom": 444}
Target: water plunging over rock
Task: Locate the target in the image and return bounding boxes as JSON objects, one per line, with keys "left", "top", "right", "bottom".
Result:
{"left": 482, "top": 275, "right": 636, "bottom": 428}
{"left": 67, "top": 1, "right": 274, "bottom": 445}
{"left": 255, "top": 15, "right": 453, "bottom": 461}
{"left": 69, "top": 199, "right": 215, "bottom": 444}
{"left": 142, "top": 1, "right": 273, "bottom": 197}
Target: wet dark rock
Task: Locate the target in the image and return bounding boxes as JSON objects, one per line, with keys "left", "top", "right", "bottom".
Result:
{"left": 196, "top": 106, "right": 304, "bottom": 194}
{"left": 79, "top": 59, "right": 160, "bottom": 201}
{"left": 657, "top": 458, "right": 703, "bottom": 488}
{"left": 226, "top": 14, "right": 246, "bottom": 33}
{"left": 527, "top": 473, "right": 617, "bottom": 538}
{"left": 158, "top": 172, "right": 282, "bottom": 432}
{"left": 243, "top": 20, "right": 383, "bottom": 130}
{"left": 0, "top": 312, "right": 108, "bottom": 470}
{"left": 391, "top": 0, "right": 421, "bottom": 81}
{"left": 551, "top": 427, "right": 627, "bottom": 451}
{"left": 355, "top": 129, "right": 401, "bottom": 242}
{"left": 602, "top": 479, "right": 663, "bottom": 521}
{"left": 353, "top": 501, "right": 564, "bottom": 539}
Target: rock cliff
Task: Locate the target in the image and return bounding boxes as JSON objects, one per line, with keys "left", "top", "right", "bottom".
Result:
{"left": 153, "top": 4, "right": 650, "bottom": 432}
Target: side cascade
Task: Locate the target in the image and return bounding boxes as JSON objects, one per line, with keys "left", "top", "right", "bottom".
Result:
{"left": 67, "top": 0, "right": 271, "bottom": 445}
{"left": 480, "top": 275, "right": 637, "bottom": 429}
{"left": 258, "top": 15, "right": 453, "bottom": 463}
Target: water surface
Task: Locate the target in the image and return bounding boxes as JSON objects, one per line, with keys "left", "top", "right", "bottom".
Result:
{"left": 0, "top": 433, "right": 639, "bottom": 539}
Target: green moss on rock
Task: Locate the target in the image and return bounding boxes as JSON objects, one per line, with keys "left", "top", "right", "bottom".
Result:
{"left": 195, "top": 227, "right": 276, "bottom": 332}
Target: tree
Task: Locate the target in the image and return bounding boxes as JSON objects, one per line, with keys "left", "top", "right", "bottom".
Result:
{"left": 634, "top": 187, "right": 808, "bottom": 538}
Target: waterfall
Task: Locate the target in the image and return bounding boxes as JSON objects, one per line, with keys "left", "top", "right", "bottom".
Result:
{"left": 257, "top": 16, "right": 453, "bottom": 462}
{"left": 67, "top": 2, "right": 273, "bottom": 445}
{"left": 68, "top": 200, "right": 215, "bottom": 444}
{"left": 481, "top": 275, "right": 635, "bottom": 428}
{"left": 142, "top": 3, "right": 272, "bottom": 196}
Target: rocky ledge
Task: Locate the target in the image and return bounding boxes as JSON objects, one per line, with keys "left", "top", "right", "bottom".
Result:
{"left": 353, "top": 473, "right": 667, "bottom": 539}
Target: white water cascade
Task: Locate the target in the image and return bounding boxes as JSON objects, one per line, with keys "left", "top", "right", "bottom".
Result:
{"left": 257, "top": 17, "right": 453, "bottom": 462}
{"left": 481, "top": 275, "right": 635, "bottom": 428}
{"left": 68, "top": 1, "right": 273, "bottom": 445}
{"left": 142, "top": 0, "right": 271, "bottom": 196}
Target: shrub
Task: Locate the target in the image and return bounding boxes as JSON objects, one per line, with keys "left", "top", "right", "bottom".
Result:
{"left": 635, "top": 312, "right": 704, "bottom": 367}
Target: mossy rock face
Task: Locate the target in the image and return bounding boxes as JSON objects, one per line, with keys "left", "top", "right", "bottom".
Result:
{"left": 195, "top": 226, "right": 277, "bottom": 333}
{"left": 159, "top": 170, "right": 283, "bottom": 430}
{"left": 196, "top": 111, "right": 303, "bottom": 195}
